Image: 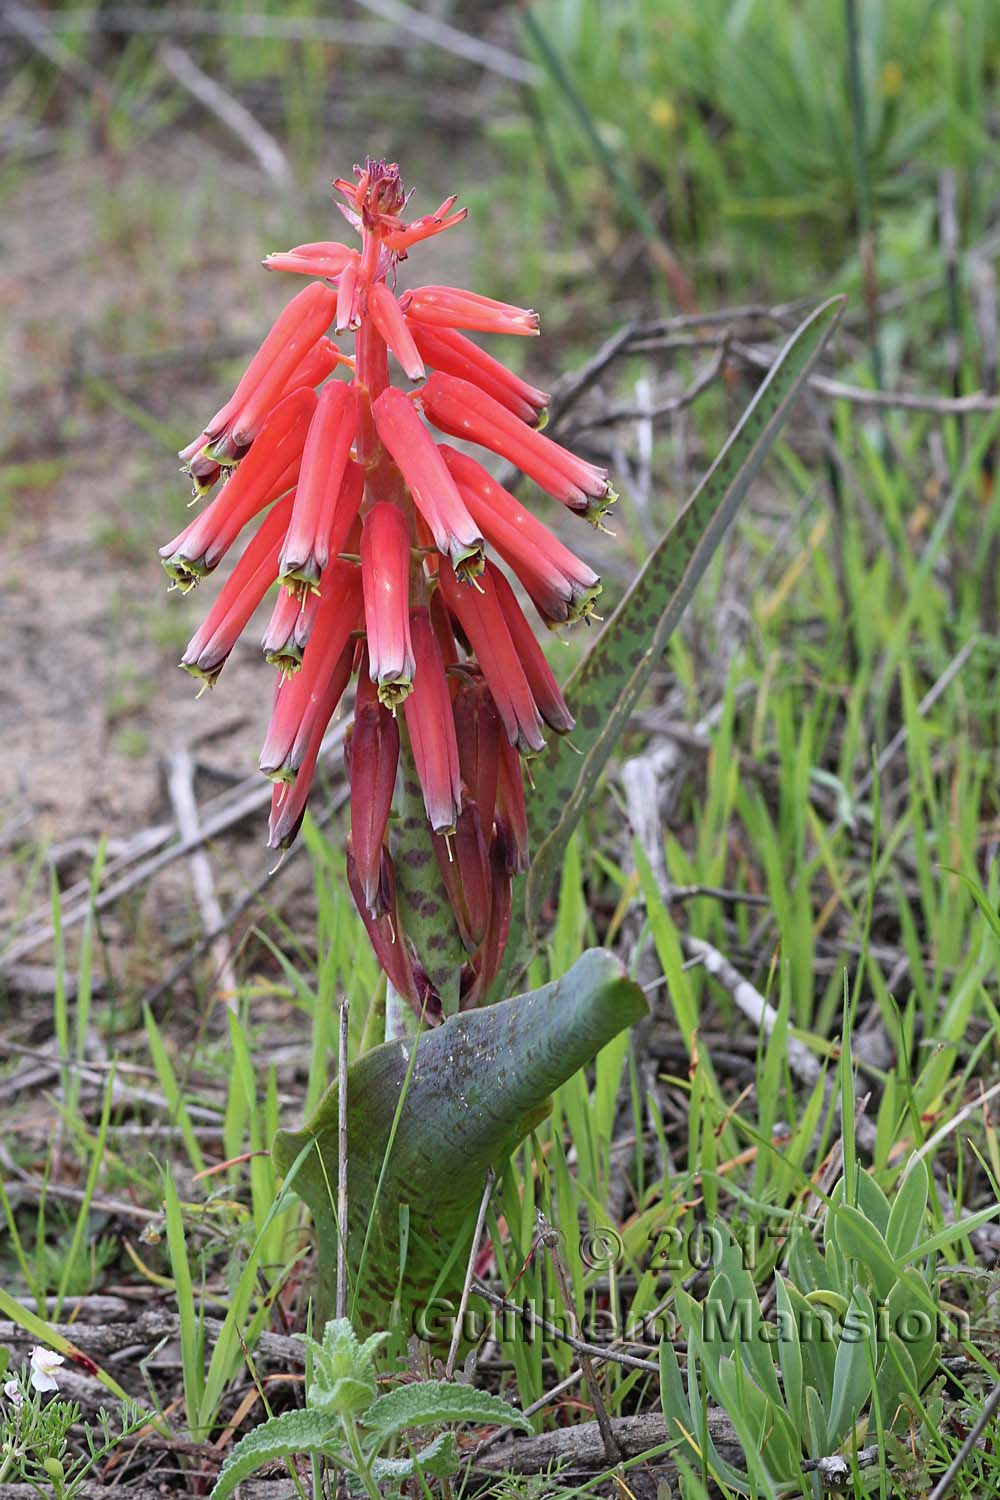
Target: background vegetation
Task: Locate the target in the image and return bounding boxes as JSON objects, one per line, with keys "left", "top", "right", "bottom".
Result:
{"left": 2, "top": 1, "right": 1000, "bottom": 1495}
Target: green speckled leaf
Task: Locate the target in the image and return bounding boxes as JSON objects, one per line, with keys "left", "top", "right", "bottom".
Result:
{"left": 272, "top": 949, "right": 646, "bottom": 1335}
{"left": 524, "top": 297, "right": 845, "bottom": 926}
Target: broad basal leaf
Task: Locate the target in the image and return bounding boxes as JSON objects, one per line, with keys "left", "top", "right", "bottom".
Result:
{"left": 272, "top": 949, "right": 646, "bottom": 1334}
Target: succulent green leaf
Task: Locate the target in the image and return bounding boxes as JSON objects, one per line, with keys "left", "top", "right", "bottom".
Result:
{"left": 773, "top": 1273, "right": 803, "bottom": 1436}
{"left": 831, "top": 1204, "right": 898, "bottom": 1301}
{"left": 524, "top": 296, "right": 845, "bottom": 927}
{"left": 827, "top": 1286, "right": 876, "bottom": 1445}
{"left": 885, "top": 1159, "right": 929, "bottom": 1259}
{"left": 363, "top": 1380, "right": 531, "bottom": 1448}
{"left": 854, "top": 1168, "right": 892, "bottom": 1237}
{"left": 209, "top": 1409, "right": 346, "bottom": 1500}
{"left": 370, "top": 1430, "right": 461, "bottom": 1482}
{"left": 272, "top": 949, "right": 647, "bottom": 1333}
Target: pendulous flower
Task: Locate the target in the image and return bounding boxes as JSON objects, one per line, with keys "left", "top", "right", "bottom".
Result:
{"left": 163, "top": 156, "right": 617, "bottom": 1012}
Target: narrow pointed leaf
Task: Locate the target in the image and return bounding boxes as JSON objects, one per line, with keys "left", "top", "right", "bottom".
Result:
{"left": 272, "top": 949, "right": 646, "bottom": 1333}
{"left": 524, "top": 297, "right": 845, "bottom": 925}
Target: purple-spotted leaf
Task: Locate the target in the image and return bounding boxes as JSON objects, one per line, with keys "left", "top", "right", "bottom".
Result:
{"left": 523, "top": 297, "right": 845, "bottom": 928}
{"left": 272, "top": 948, "right": 646, "bottom": 1335}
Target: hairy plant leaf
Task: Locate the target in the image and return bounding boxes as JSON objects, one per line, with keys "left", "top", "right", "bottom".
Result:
{"left": 210, "top": 1409, "right": 345, "bottom": 1500}
{"left": 371, "top": 1430, "right": 461, "bottom": 1481}
{"left": 523, "top": 296, "right": 845, "bottom": 927}
{"left": 364, "top": 1380, "right": 530, "bottom": 1447}
{"left": 273, "top": 949, "right": 646, "bottom": 1333}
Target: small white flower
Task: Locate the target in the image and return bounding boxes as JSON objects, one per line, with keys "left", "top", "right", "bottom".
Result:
{"left": 3, "top": 1378, "right": 23, "bottom": 1407}
{"left": 28, "top": 1347, "right": 65, "bottom": 1393}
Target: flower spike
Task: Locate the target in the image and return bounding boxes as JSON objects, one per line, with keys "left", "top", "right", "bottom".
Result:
{"left": 162, "top": 156, "right": 618, "bottom": 1006}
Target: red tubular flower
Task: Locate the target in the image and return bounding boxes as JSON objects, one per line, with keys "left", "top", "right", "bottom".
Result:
{"left": 180, "top": 336, "right": 350, "bottom": 501}
{"left": 348, "top": 670, "right": 401, "bottom": 916}
{"left": 400, "top": 285, "right": 539, "bottom": 337}
{"left": 267, "top": 657, "right": 349, "bottom": 849}
{"left": 453, "top": 675, "right": 501, "bottom": 834}
{"left": 371, "top": 387, "right": 484, "bottom": 583}
{"left": 383, "top": 196, "right": 468, "bottom": 253}
{"left": 367, "top": 283, "right": 425, "bottom": 382}
{"left": 496, "top": 735, "right": 529, "bottom": 874}
{"left": 225, "top": 283, "right": 337, "bottom": 451}
{"left": 261, "top": 584, "right": 304, "bottom": 674}
{"left": 345, "top": 845, "right": 421, "bottom": 1006}
{"left": 486, "top": 564, "right": 574, "bottom": 734}
{"left": 180, "top": 493, "right": 294, "bottom": 686}
{"left": 421, "top": 372, "right": 615, "bottom": 526}
{"left": 287, "top": 336, "right": 353, "bottom": 389}
{"left": 407, "top": 324, "right": 548, "bottom": 426}
{"left": 440, "top": 447, "right": 602, "bottom": 625}
{"left": 259, "top": 563, "right": 362, "bottom": 780}
{"left": 161, "top": 387, "right": 316, "bottom": 589}
{"left": 336, "top": 260, "right": 361, "bottom": 334}
{"left": 432, "top": 804, "right": 491, "bottom": 953}
{"left": 436, "top": 565, "right": 545, "bottom": 755}
{"left": 262, "top": 241, "right": 359, "bottom": 280}
{"left": 361, "top": 502, "right": 415, "bottom": 709}
{"left": 402, "top": 608, "right": 463, "bottom": 833}
{"left": 463, "top": 836, "right": 513, "bottom": 1007}
{"left": 278, "top": 381, "right": 359, "bottom": 591}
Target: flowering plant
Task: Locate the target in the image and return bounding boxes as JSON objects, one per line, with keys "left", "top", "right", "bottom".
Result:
{"left": 164, "top": 157, "right": 841, "bottom": 1332}
{"left": 166, "top": 157, "right": 611, "bottom": 1019}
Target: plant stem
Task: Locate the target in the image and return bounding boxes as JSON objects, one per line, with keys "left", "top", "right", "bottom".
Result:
{"left": 340, "top": 1413, "right": 381, "bottom": 1500}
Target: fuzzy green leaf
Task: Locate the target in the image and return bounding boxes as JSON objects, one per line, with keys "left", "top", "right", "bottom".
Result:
{"left": 523, "top": 296, "right": 845, "bottom": 927}
{"left": 370, "top": 1430, "right": 462, "bottom": 1481}
{"left": 209, "top": 1409, "right": 345, "bottom": 1500}
{"left": 273, "top": 949, "right": 647, "bottom": 1334}
{"left": 298, "top": 1319, "right": 387, "bottom": 1416}
{"left": 364, "top": 1381, "right": 530, "bottom": 1447}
